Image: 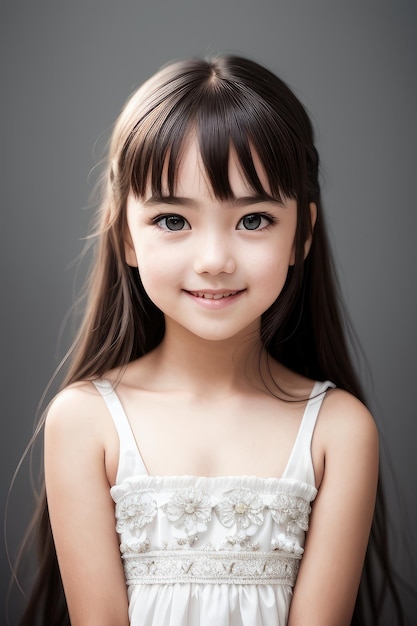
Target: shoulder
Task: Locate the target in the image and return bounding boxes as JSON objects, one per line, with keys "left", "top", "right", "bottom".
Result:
{"left": 319, "top": 387, "right": 378, "bottom": 447}
{"left": 271, "top": 361, "right": 378, "bottom": 449}
{"left": 309, "top": 386, "right": 378, "bottom": 489}
{"left": 47, "top": 380, "right": 102, "bottom": 418}
{"left": 45, "top": 380, "right": 111, "bottom": 444}
{"left": 315, "top": 387, "right": 379, "bottom": 482}
{"left": 45, "top": 380, "right": 121, "bottom": 483}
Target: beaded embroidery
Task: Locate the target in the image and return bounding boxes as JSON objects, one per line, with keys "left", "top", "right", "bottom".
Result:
{"left": 215, "top": 488, "right": 264, "bottom": 535}
{"left": 269, "top": 493, "right": 311, "bottom": 534}
{"left": 115, "top": 491, "right": 157, "bottom": 533}
{"left": 113, "top": 483, "right": 314, "bottom": 587}
{"left": 123, "top": 550, "right": 300, "bottom": 585}
{"left": 163, "top": 488, "right": 212, "bottom": 538}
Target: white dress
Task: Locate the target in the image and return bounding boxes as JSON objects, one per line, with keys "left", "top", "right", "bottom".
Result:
{"left": 94, "top": 379, "right": 334, "bottom": 626}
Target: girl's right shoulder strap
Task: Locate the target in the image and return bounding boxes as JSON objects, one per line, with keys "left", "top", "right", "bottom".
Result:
{"left": 92, "top": 379, "right": 148, "bottom": 482}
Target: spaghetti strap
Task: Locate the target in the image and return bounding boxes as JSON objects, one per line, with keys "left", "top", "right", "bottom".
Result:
{"left": 92, "top": 379, "right": 148, "bottom": 482}
{"left": 282, "top": 380, "right": 335, "bottom": 485}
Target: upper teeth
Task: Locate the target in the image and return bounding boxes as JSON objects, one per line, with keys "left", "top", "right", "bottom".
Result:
{"left": 191, "top": 291, "right": 238, "bottom": 299}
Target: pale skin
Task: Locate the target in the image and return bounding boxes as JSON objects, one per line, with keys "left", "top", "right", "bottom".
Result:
{"left": 45, "top": 136, "right": 379, "bottom": 625}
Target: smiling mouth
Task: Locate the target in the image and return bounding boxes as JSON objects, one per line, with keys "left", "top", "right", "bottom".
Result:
{"left": 188, "top": 290, "right": 242, "bottom": 300}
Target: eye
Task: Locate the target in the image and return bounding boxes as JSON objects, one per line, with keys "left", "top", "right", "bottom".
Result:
{"left": 236, "top": 213, "right": 274, "bottom": 231}
{"left": 154, "top": 215, "right": 191, "bottom": 231}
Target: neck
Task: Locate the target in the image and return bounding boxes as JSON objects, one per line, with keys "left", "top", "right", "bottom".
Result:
{"left": 149, "top": 321, "right": 267, "bottom": 397}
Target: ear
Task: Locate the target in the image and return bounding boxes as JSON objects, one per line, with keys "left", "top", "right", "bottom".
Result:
{"left": 304, "top": 201, "right": 317, "bottom": 259}
{"left": 289, "top": 202, "right": 317, "bottom": 265}
{"left": 124, "top": 228, "right": 138, "bottom": 267}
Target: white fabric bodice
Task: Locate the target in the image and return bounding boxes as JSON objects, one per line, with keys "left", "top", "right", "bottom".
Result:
{"left": 94, "top": 379, "right": 334, "bottom": 626}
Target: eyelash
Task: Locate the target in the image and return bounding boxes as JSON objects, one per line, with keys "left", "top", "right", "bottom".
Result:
{"left": 152, "top": 214, "right": 191, "bottom": 231}
{"left": 237, "top": 212, "right": 276, "bottom": 231}
{"left": 152, "top": 212, "right": 277, "bottom": 232}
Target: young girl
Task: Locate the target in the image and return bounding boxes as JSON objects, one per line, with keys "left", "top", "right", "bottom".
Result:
{"left": 19, "top": 55, "right": 401, "bottom": 625}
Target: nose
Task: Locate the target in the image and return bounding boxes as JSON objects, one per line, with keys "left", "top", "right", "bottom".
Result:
{"left": 193, "top": 231, "right": 236, "bottom": 275}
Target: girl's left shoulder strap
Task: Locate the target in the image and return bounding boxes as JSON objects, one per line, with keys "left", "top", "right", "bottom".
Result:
{"left": 283, "top": 380, "right": 335, "bottom": 485}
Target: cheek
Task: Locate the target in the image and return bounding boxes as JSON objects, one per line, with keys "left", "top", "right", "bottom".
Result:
{"left": 253, "top": 250, "right": 292, "bottom": 302}
{"left": 135, "top": 246, "right": 179, "bottom": 302}
{"left": 265, "top": 267, "right": 290, "bottom": 301}
{"left": 137, "top": 260, "right": 167, "bottom": 290}
{"left": 135, "top": 238, "right": 167, "bottom": 276}
{"left": 252, "top": 246, "right": 292, "bottom": 278}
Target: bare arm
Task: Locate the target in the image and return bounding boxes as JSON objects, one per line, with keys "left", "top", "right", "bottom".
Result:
{"left": 44, "top": 384, "right": 130, "bottom": 626}
{"left": 288, "top": 390, "right": 379, "bottom": 626}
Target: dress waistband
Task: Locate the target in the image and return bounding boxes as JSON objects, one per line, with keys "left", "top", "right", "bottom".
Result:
{"left": 122, "top": 549, "right": 301, "bottom": 586}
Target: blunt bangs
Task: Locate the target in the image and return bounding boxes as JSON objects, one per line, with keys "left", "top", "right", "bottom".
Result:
{"left": 121, "top": 56, "right": 313, "bottom": 204}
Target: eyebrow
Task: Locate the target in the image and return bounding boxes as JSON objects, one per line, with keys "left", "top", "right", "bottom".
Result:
{"left": 142, "top": 194, "right": 285, "bottom": 209}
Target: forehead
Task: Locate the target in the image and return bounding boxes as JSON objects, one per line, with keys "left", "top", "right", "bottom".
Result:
{"left": 158, "top": 132, "right": 272, "bottom": 199}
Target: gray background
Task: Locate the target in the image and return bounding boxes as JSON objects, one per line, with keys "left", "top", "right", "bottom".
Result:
{"left": 2, "top": 0, "right": 416, "bottom": 623}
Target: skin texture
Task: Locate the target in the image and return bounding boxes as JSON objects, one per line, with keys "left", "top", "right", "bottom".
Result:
{"left": 45, "top": 139, "right": 378, "bottom": 625}
{"left": 124, "top": 136, "right": 301, "bottom": 344}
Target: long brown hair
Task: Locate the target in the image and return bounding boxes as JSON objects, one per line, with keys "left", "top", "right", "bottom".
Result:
{"left": 16, "top": 54, "right": 404, "bottom": 624}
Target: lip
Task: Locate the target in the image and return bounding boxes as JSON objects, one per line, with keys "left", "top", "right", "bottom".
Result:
{"left": 184, "top": 289, "right": 245, "bottom": 309}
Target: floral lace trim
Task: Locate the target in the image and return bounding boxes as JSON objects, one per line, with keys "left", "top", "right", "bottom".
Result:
{"left": 122, "top": 550, "right": 300, "bottom": 586}
{"left": 115, "top": 487, "right": 311, "bottom": 549}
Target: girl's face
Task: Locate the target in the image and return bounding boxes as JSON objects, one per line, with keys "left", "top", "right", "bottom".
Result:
{"left": 125, "top": 135, "right": 299, "bottom": 344}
